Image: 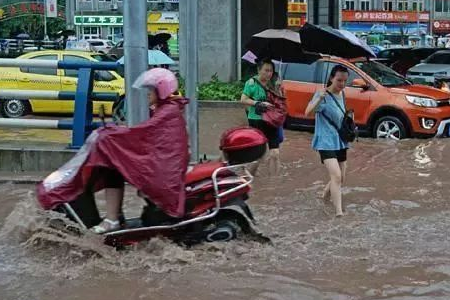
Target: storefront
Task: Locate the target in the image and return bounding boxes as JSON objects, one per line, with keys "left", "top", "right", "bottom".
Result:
{"left": 147, "top": 12, "right": 179, "bottom": 56}
{"left": 147, "top": 11, "right": 179, "bottom": 35}
{"left": 342, "top": 10, "right": 430, "bottom": 36}
{"left": 74, "top": 15, "right": 123, "bottom": 41}
{"left": 73, "top": 12, "right": 179, "bottom": 54}
{"left": 433, "top": 20, "right": 450, "bottom": 36}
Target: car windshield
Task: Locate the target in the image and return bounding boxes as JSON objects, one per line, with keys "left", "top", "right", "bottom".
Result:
{"left": 91, "top": 54, "right": 116, "bottom": 62}
{"left": 354, "top": 60, "right": 411, "bottom": 87}
{"left": 425, "top": 52, "right": 450, "bottom": 64}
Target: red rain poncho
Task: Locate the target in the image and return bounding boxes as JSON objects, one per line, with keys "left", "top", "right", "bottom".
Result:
{"left": 37, "top": 97, "right": 189, "bottom": 218}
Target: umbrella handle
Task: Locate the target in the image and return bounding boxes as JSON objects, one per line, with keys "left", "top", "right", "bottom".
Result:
{"left": 278, "top": 58, "right": 283, "bottom": 81}
{"left": 324, "top": 60, "right": 330, "bottom": 88}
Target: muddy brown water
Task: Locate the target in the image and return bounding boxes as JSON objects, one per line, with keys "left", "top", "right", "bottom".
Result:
{"left": 2, "top": 108, "right": 450, "bottom": 299}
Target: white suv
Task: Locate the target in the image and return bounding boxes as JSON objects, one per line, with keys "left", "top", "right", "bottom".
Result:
{"left": 407, "top": 50, "right": 450, "bottom": 85}
{"left": 86, "top": 39, "right": 115, "bottom": 54}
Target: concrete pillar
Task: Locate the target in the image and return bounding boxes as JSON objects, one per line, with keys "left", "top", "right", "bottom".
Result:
{"left": 180, "top": 0, "right": 287, "bottom": 83}
{"left": 180, "top": 0, "right": 237, "bottom": 83}
{"left": 66, "top": 0, "right": 75, "bottom": 30}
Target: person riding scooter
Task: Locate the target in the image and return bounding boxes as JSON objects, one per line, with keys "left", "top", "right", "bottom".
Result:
{"left": 37, "top": 68, "right": 189, "bottom": 234}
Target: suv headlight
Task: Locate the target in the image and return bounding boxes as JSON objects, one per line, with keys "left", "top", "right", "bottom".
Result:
{"left": 406, "top": 95, "right": 438, "bottom": 108}
{"left": 435, "top": 71, "right": 447, "bottom": 76}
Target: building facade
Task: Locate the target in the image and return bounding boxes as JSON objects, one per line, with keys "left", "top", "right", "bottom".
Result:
{"left": 432, "top": 0, "right": 450, "bottom": 36}
{"left": 341, "top": 0, "right": 431, "bottom": 36}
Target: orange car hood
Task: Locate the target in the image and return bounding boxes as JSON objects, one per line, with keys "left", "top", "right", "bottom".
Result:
{"left": 389, "top": 84, "right": 450, "bottom": 101}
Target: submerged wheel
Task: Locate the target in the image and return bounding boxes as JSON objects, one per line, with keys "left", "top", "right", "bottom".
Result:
{"left": 373, "top": 116, "right": 407, "bottom": 140}
{"left": 205, "top": 220, "right": 239, "bottom": 242}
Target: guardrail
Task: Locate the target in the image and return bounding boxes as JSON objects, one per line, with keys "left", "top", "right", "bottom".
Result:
{"left": 0, "top": 58, "right": 121, "bottom": 148}
{"left": 0, "top": 39, "right": 62, "bottom": 57}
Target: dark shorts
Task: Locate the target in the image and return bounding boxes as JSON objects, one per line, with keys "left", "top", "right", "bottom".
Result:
{"left": 248, "top": 119, "right": 279, "bottom": 149}
{"left": 93, "top": 167, "right": 125, "bottom": 189}
{"left": 319, "top": 149, "right": 347, "bottom": 164}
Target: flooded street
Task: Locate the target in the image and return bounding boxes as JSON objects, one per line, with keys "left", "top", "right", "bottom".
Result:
{"left": 2, "top": 108, "right": 450, "bottom": 299}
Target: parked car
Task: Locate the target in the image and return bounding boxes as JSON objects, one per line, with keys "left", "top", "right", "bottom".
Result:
{"left": 391, "top": 47, "right": 442, "bottom": 76}
{"left": 376, "top": 47, "right": 412, "bottom": 67}
{"left": 86, "top": 39, "right": 115, "bottom": 54}
{"left": 107, "top": 39, "right": 123, "bottom": 59}
{"left": 0, "top": 50, "right": 124, "bottom": 118}
{"left": 369, "top": 45, "right": 385, "bottom": 56}
{"left": 282, "top": 57, "right": 450, "bottom": 139}
{"left": 406, "top": 50, "right": 450, "bottom": 85}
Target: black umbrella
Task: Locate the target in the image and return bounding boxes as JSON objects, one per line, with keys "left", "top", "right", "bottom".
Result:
{"left": 57, "top": 29, "right": 76, "bottom": 37}
{"left": 299, "top": 23, "right": 375, "bottom": 59}
{"left": 245, "top": 29, "right": 321, "bottom": 64}
{"left": 148, "top": 33, "right": 172, "bottom": 48}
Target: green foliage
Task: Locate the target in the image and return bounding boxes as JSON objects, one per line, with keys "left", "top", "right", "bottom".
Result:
{"left": 197, "top": 74, "right": 244, "bottom": 101}
{"left": 0, "top": 15, "right": 65, "bottom": 39}
{"left": 0, "top": 1, "right": 66, "bottom": 39}
{"left": 177, "top": 74, "right": 243, "bottom": 101}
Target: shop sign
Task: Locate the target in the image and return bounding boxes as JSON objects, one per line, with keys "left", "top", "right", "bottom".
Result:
{"left": 74, "top": 15, "right": 123, "bottom": 26}
{"left": 434, "top": 20, "right": 450, "bottom": 32}
{"left": 288, "top": 3, "right": 307, "bottom": 13}
{"left": 0, "top": 1, "right": 64, "bottom": 20}
{"left": 343, "top": 10, "right": 429, "bottom": 23}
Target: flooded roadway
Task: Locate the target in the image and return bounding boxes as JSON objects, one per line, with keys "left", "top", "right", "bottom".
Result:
{"left": 2, "top": 107, "right": 450, "bottom": 299}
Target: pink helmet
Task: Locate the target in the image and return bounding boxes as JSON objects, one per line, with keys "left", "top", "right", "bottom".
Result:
{"left": 132, "top": 68, "right": 178, "bottom": 100}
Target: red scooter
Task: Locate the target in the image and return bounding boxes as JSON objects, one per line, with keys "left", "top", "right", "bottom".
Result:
{"left": 53, "top": 127, "right": 268, "bottom": 248}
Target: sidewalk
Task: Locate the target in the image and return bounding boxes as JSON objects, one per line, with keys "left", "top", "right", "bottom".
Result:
{"left": 0, "top": 171, "right": 46, "bottom": 183}
{"left": 0, "top": 105, "right": 247, "bottom": 173}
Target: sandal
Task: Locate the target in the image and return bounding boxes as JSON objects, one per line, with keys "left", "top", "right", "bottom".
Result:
{"left": 92, "top": 218, "right": 121, "bottom": 234}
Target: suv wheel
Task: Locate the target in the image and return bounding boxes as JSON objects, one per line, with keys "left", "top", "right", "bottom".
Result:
{"left": 373, "top": 116, "right": 407, "bottom": 140}
{"left": 0, "top": 99, "right": 30, "bottom": 118}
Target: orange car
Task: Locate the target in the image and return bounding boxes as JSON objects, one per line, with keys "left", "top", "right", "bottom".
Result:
{"left": 283, "top": 57, "right": 450, "bottom": 139}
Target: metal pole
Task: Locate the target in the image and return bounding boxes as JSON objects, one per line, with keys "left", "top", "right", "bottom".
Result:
{"left": 185, "top": 0, "right": 199, "bottom": 162}
{"left": 44, "top": 0, "right": 48, "bottom": 38}
{"left": 237, "top": 0, "right": 242, "bottom": 81}
{"left": 124, "top": 0, "right": 149, "bottom": 126}
{"left": 66, "top": 0, "right": 75, "bottom": 30}
{"left": 417, "top": 0, "right": 420, "bottom": 45}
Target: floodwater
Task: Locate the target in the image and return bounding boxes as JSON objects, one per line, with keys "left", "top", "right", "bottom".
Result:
{"left": 2, "top": 108, "right": 450, "bottom": 299}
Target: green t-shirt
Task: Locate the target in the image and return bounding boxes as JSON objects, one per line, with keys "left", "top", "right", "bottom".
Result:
{"left": 243, "top": 76, "right": 267, "bottom": 120}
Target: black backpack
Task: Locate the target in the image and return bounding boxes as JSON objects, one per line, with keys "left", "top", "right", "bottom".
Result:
{"left": 321, "top": 91, "right": 357, "bottom": 143}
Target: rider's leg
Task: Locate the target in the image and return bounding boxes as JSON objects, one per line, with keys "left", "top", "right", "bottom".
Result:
{"left": 92, "top": 169, "right": 125, "bottom": 234}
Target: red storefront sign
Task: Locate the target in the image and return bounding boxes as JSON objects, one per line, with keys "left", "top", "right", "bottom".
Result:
{"left": 287, "top": 2, "right": 307, "bottom": 14}
{"left": 343, "top": 10, "right": 430, "bottom": 23}
{"left": 433, "top": 20, "right": 450, "bottom": 33}
{"left": 0, "top": 2, "right": 64, "bottom": 20}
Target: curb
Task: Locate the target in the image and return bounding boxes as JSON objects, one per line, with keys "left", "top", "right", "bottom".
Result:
{"left": 0, "top": 155, "right": 222, "bottom": 184}
{"left": 0, "top": 177, "right": 42, "bottom": 184}
{"left": 199, "top": 100, "right": 241, "bottom": 109}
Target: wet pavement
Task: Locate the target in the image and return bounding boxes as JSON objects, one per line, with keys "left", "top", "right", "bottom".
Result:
{"left": 1, "top": 108, "right": 450, "bottom": 299}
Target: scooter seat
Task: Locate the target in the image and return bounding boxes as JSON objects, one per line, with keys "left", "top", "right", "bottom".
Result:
{"left": 185, "top": 161, "right": 225, "bottom": 185}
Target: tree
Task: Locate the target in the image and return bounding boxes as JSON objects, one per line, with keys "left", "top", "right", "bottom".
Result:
{"left": 0, "top": 0, "right": 66, "bottom": 39}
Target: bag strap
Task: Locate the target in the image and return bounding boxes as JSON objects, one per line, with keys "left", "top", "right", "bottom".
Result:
{"left": 319, "top": 91, "right": 343, "bottom": 136}
{"left": 320, "top": 110, "right": 341, "bottom": 133}
{"left": 250, "top": 77, "right": 268, "bottom": 101}
{"left": 253, "top": 77, "right": 283, "bottom": 100}
{"left": 326, "top": 90, "right": 346, "bottom": 115}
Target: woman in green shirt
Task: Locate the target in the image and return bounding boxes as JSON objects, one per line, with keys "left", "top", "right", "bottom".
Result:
{"left": 241, "top": 58, "right": 280, "bottom": 176}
